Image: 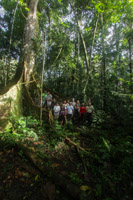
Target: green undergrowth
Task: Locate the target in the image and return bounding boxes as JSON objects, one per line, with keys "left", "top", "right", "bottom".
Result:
{"left": 47, "top": 119, "right": 133, "bottom": 200}
{"left": 0, "top": 115, "right": 132, "bottom": 200}
{"left": 86, "top": 130, "right": 132, "bottom": 200}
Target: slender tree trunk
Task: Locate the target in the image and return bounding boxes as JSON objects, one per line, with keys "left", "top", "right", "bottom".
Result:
{"left": 114, "top": 24, "right": 121, "bottom": 92}
{"left": 77, "top": 20, "right": 90, "bottom": 102}
{"left": 128, "top": 38, "right": 133, "bottom": 92}
{"left": 89, "top": 17, "right": 99, "bottom": 67}
{"left": 77, "top": 32, "right": 82, "bottom": 93}
{"left": 40, "top": 32, "right": 46, "bottom": 126}
{"left": 71, "top": 34, "right": 77, "bottom": 95}
{"left": 78, "top": 17, "right": 98, "bottom": 102}
{"left": 101, "top": 13, "right": 106, "bottom": 110}
{"left": 78, "top": 21, "right": 90, "bottom": 74}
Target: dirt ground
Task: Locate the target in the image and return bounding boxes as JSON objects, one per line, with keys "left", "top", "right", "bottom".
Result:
{"left": 0, "top": 143, "right": 76, "bottom": 200}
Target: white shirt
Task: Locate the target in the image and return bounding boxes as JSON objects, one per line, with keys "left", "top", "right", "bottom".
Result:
{"left": 86, "top": 105, "right": 94, "bottom": 113}
{"left": 72, "top": 102, "right": 76, "bottom": 107}
{"left": 67, "top": 105, "right": 74, "bottom": 114}
{"left": 46, "top": 94, "right": 52, "bottom": 101}
{"left": 54, "top": 105, "right": 60, "bottom": 116}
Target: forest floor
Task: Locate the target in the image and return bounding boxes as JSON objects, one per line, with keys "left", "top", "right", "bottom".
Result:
{"left": 0, "top": 125, "right": 92, "bottom": 200}
{"left": 0, "top": 136, "right": 74, "bottom": 200}
{"left": 0, "top": 117, "right": 132, "bottom": 200}
{"left": 0, "top": 145, "right": 46, "bottom": 200}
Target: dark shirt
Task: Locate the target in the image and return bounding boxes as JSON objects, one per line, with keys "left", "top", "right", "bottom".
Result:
{"left": 51, "top": 101, "right": 56, "bottom": 109}
{"left": 60, "top": 108, "right": 65, "bottom": 116}
{"left": 74, "top": 108, "right": 79, "bottom": 116}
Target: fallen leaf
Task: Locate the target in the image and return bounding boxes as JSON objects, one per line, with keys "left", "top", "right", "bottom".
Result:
{"left": 22, "top": 171, "right": 30, "bottom": 178}
{"left": 35, "top": 175, "right": 39, "bottom": 181}
{"left": 80, "top": 185, "right": 91, "bottom": 191}
{"left": 51, "top": 163, "right": 60, "bottom": 168}
{"left": 7, "top": 150, "right": 12, "bottom": 154}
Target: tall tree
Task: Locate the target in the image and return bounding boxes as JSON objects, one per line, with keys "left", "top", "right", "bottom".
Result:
{"left": 0, "top": 0, "right": 40, "bottom": 124}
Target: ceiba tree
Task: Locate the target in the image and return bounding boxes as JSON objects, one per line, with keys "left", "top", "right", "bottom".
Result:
{"left": 0, "top": 0, "right": 40, "bottom": 129}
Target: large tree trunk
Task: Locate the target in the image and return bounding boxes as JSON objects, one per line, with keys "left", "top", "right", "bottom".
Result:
{"left": 23, "top": 0, "right": 39, "bottom": 83}
{"left": 22, "top": 0, "right": 40, "bottom": 115}
{"left": 0, "top": 0, "right": 40, "bottom": 131}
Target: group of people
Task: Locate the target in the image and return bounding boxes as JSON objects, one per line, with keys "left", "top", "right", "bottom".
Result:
{"left": 42, "top": 91, "right": 94, "bottom": 126}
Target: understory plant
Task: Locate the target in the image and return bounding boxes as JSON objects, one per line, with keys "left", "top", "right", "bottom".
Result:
{"left": 7, "top": 115, "right": 39, "bottom": 141}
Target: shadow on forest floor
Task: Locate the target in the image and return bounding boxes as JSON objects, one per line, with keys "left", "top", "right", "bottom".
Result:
{"left": 0, "top": 142, "right": 73, "bottom": 200}
{"left": 0, "top": 120, "right": 132, "bottom": 200}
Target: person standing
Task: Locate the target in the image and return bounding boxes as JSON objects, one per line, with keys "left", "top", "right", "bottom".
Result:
{"left": 46, "top": 91, "right": 52, "bottom": 109}
{"left": 86, "top": 101, "right": 94, "bottom": 126}
{"left": 67, "top": 100, "right": 70, "bottom": 106}
{"left": 72, "top": 104, "right": 79, "bottom": 125}
{"left": 51, "top": 98, "right": 56, "bottom": 115}
{"left": 79, "top": 103, "right": 87, "bottom": 124}
{"left": 72, "top": 98, "right": 76, "bottom": 107}
{"left": 66, "top": 102, "right": 74, "bottom": 120}
{"left": 76, "top": 100, "right": 80, "bottom": 112}
{"left": 53, "top": 102, "right": 61, "bottom": 120}
{"left": 88, "top": 98, "right": 91, "bottom": 105}
{"left": 59, "top": 104, "right": 66, "bottom": 125}
{"left": 63, "top": 100, "right": 67, "bottom": 110}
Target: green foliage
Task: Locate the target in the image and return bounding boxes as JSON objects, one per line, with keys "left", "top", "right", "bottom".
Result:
{"left": 57, "top": 0, "right": 62, "bottom": 4}
{"left": 87, "top": 128, "right": 133, "bottom": 200}
{"left": 69, "top": 172, "right": 82, "bottom": 184}
{"left": 0, "top": 59, "right": 17, "bottom": 84}
{"left": 1, "top": 0, "right": 133, "bottom": 116}
{"left": 8, "top": 115, "right": 39, "bottom": 141}
{"left": 50, "top": 120, "right": 63, "bottom": 137}
{"left": 0, "top": 129, "right": 19, "bottom": 147}
{"left": 91, "top": 110, "right": 106, "bottom": 128}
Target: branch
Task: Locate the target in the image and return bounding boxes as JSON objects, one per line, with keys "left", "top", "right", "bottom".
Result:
{"left": 20, "top": 7, "right": 28, "bottom": 20}
{"left": 50, "top": 47, "right": 63, "bottom": 67}
{"left": 64, "top": 137, "right": 91, "bottom": 157}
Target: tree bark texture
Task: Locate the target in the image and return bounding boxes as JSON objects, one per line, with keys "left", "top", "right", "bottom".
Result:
{"left": 0, "top": 0, "right": 39, "bottom": 95}
{"left": 23, "top": 0, "right": 39, "bottom": 83}
{"left": 0, "top": 0, "right": 40, "bottom": 130}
